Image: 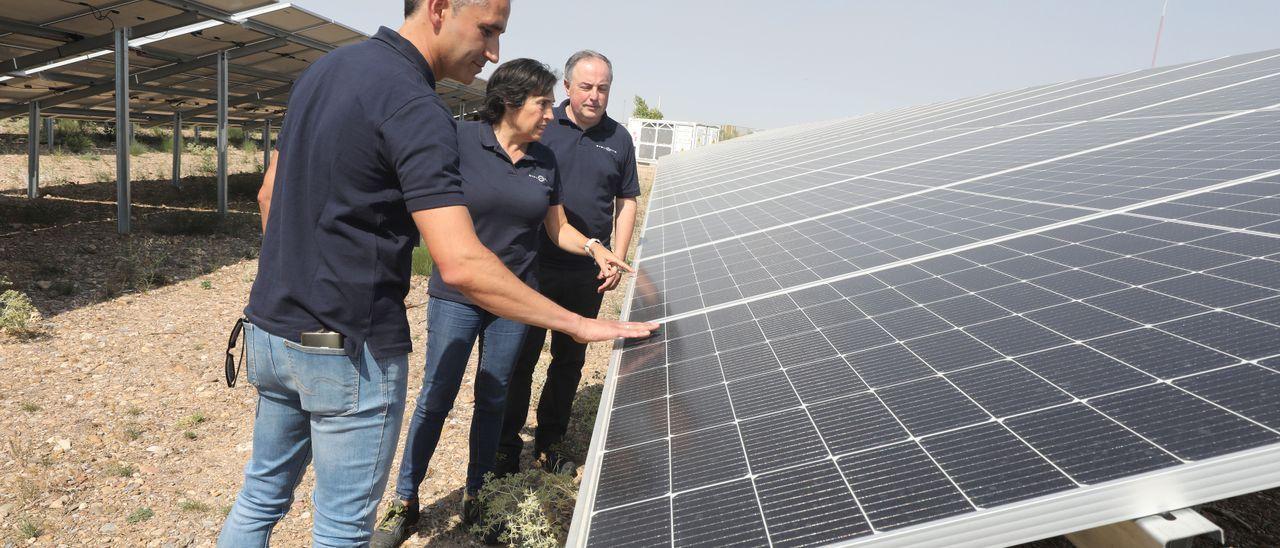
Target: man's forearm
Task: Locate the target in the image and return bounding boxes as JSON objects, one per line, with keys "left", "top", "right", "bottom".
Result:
{"left": 613, "top": 198, "right": 638, "bottom": 260}
{"left": 257, "top": 150, "right": 280, "bottom": 233}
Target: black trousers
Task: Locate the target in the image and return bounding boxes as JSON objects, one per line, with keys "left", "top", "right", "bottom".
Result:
{"left": 500, "top": 264, "right": 605, "bottom": 456}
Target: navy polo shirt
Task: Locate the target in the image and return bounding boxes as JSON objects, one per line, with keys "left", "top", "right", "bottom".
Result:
{"left": 428, "top": 121, "right": 562, "bottom": 305}
{"left": 537, "top": 101, "right": 641, "bottom": 270}
{"left": 245, "top": 27, "right": 467, "bottom": 359}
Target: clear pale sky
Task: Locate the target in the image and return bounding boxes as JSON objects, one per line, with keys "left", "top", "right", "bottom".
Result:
{"left": 290, "top": 1, "right": 1280, "bottom": 130}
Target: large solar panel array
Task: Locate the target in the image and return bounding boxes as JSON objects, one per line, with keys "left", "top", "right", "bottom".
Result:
{"left": 569, "top": 48, "right": 1280, "bottom": 547}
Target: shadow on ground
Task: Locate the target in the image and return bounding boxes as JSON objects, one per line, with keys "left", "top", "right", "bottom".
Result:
{"left": 0, "top": 173, "right": 263, "bottom": 318}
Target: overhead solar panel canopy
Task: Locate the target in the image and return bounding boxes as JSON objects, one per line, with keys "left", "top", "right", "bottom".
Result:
{"left": 0, "top": 0, "right": 485, "bottom": 123}
{"left": 571, "top": 48, "right": 1280, "bottom": 547}
{"left": 3, "top": 1, "right": 487, "bottom": 232}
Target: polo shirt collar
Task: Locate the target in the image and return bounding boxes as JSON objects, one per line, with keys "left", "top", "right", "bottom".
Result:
{"left": 555, "top": 99, "right": 615, "bottom": 136}
{"left": 372, "top": 26, "right": 436, "bottom": 89}
{"left": 479, "top": 121, "right": 549, "bottom": 167}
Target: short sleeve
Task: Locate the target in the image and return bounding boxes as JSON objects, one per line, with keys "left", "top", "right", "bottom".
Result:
{"left": 617, "top": 139, "right": 641, "bottom": 198}
{"left": 379, "top": 96, "right": 468, "bottom": 212}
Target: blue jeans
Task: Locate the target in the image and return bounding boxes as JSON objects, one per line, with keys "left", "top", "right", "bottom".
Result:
{"left": 395, "top": 298, "right": 528, "bottom": 499}
{"left": 218, "top": 322, "right": 408, "bottom": 548}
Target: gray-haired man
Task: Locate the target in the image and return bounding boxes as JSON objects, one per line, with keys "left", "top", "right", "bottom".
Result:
{"left": 498, "top": 50, "right": 641, "bottom": 475}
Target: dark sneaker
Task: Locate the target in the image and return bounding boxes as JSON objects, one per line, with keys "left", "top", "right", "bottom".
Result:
{"left": 539, "top": 450, "right": 577, "bottom": 475}
{"left": 462, "top": 491, "right": 505, "bottom": 545}
{"left": 370, "top": 499, "right": 418, "bottom": 548}
{"left": 494, "top": 448, "right": 520, "bottom": 479}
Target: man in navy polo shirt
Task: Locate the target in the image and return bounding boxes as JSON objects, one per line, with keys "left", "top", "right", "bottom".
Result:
{"left": 219, "top": 3, "right": 656, "bottom": 545}
{"left": 498, "top": 50, "right": 642, "bottom": 475}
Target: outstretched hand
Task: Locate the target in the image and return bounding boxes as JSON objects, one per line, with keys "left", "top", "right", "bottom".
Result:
{"left": 569, "top": 316, "right": 660, "bottom": 343}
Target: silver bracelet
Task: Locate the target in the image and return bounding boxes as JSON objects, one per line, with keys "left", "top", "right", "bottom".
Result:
{"left": 584, "top": 238, "right": 602, "bottom": 258}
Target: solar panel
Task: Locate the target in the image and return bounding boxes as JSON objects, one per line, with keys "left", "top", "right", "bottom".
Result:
{"left": 570, "top": 48, "right": 1280, "bottom": 548}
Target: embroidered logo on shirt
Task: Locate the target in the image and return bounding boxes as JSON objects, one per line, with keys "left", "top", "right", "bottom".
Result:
{"left": 529, "top": 174, "right": 547, "bottom": 183}
{"left": 595, "top": 144, "right": 618, "bottom": 155}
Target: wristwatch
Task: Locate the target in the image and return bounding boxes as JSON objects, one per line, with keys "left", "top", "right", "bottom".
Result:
{"left": 584, "top": 238, "right": 602, "bottom": 258}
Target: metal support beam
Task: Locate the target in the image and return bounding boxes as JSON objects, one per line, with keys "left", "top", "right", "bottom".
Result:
{"left": 262, "top": 119, "right": 271, "bottom": 169}
{"left": 40, "top": 106, "right": 221, "bottom": 125}
{"left": 2, "top": 12, "right": 199, "bottom": 75}
{"left": 0, "top": 16, "right": 83, "bottom": 42}
{"left": 43, "top": 117, "right": 54, "bottom": 149}
{"left": 27, "top": 102, "right": 39, "bottom": 198}
{"left": 132, "top": 83, "right": 289, "bottom": 107}
{"left": 216, "top": 50, "right": 229, "bottom": 215}
{"left": 179, "top": 83, "right": 292, "bottom": 119}
{"left": 115, "top": 27, "right": 131, "bottom": 234}
{"left": 172, "top": 112, "right": 183, "bottom": 188}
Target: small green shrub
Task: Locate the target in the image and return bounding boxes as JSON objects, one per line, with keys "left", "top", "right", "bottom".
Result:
{"left": 472, "top": 470, "right": 577, "bottom": 548}
{"left": 61, "top": 132, "right": 93, "bottom": 154}
{"left": 55, "top": 118, "right": 81, "bottom": 134}
{"left": 179, "top": 500, "right": 211, "bottom": 513}
{"left": 126, "top": 507, "right": 154, "bottom": 523}
{"left": 129, "top": 140, "right": 150, "bottom": 156}
{"left": 199, "top": 153, "right": 217, "bottom": 176}
{"left": 242, "top": 138, "right": 258, "bottom": 156}
{"left": 412, "top": 242, "right": 433, "bottom": 277}
{"left": 109, "top": 236, "right": 171, "bottom": 293}
{"left": 17, "top": 517, "right": 42, "bottom": 539}
{"left": 176, "top": 411, "right": 206, "bottom": 429}
{"left": 0, "top": 290, "right": 42, "bottom": 337}
{"left": 19, "top": 402, "right": 40, "bottom": 412}
{"left": 105, "top": 462, "right": 136, "bottom": 478}
{"left": 227, "top": 126, "right": 245, "bottom": 146}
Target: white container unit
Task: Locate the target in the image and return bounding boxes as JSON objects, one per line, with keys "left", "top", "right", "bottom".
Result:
{"left": 627, "top": 118, "right": 721, "bottom": 163}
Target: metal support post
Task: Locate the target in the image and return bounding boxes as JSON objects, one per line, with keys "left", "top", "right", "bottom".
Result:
{"left": 43, "top": 117, "right": 54, "bottom": 150}
{"left": 262, "top": 119, "right": 271, "bottom": 169}
{"left": 115, "top": 27, "right": 131, "bottom": 234}
{"left": 172, "top": 112, "right": 183, "bottom": 188}
{"left": 194, "top": 124, "right": 200, "bottom": 143}
{"left": 216, "top": 50, "right": 229, "bottom": 215}
{"left": 27, "top": 101, "right": 39, "bottom": 198}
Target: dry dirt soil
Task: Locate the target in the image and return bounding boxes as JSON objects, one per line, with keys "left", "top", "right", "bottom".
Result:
{"left": 0, "top": 135, "right": 1276, "bottom": 548}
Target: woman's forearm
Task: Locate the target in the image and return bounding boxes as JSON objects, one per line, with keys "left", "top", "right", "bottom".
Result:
{"left": 544, "top": 205, "right": 594, "bottom": 256}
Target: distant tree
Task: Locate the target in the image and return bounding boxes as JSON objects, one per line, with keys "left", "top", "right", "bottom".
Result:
{"left": 719, "top": 125, "right": 741, "bottom": 141}
{"left": 633, "top": 95, "right": 664, "bottom": 120}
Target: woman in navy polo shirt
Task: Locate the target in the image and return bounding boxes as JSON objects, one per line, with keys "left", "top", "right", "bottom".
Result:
{"left": 373, "top": 59, "right": 631, "bottom": 545}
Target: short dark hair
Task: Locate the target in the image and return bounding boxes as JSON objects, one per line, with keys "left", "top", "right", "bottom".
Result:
{"left": 478, "top": 58, "right": 557, "bottom": 124}
{"left": 406, "top": 0, "right": 488, "bottom": 18}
